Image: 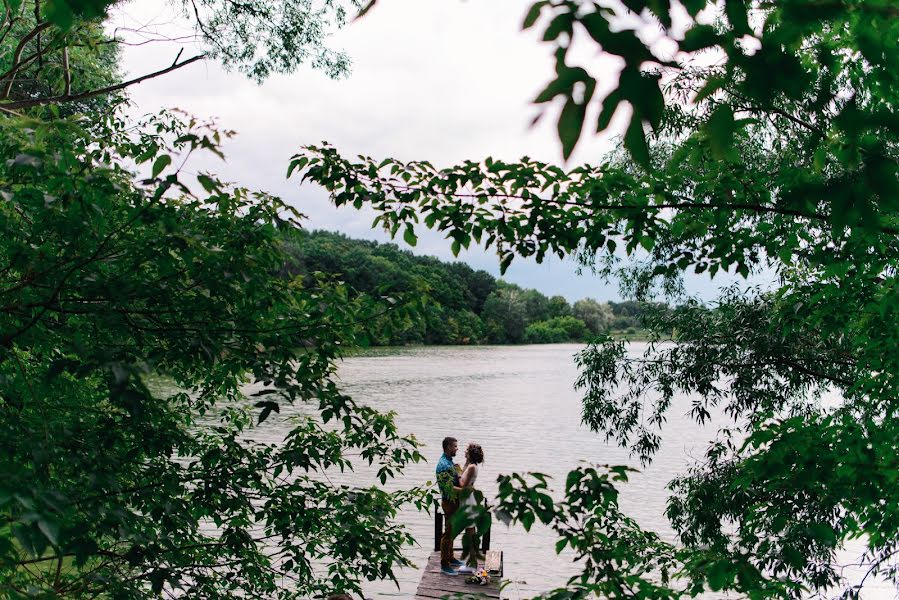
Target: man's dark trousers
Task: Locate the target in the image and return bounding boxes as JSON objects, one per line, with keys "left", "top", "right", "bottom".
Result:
{"left": 440, "top": 498, "right": 459, "bottom": 567}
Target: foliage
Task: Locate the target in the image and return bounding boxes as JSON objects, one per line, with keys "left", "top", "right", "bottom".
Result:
{"left": 0, "top": 1, "right": 119, "bottom": 113}
{"left": 572, "top": 297, "right": 612, "bottom": 334}
{"left": 0, "top": 108, "right": 429, "bottom": 598}
{"left": 290, "top": 0, "right": 899, "bottom": 597}
{"left": 524, "top": 315, "right": 588, "bottom": 344}
{"left": 284, "top": 230, "right": 648, "bottom": 345}
{"left": 176, "top": 0, "right": 362, "bottom": 81}
{"left": 0, "top": 0, "right": 360, "bottom": 112}
{"left": 494, "top": 467, "right": 688, "bottom": 599}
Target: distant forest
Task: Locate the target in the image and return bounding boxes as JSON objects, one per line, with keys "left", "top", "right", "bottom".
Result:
{"left": 281, "top": 230, "right": 655, "bottom": 345}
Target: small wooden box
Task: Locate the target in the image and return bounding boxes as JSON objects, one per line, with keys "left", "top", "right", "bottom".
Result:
{"left": 485, "top": 550, "right": 503, "bottom": 577}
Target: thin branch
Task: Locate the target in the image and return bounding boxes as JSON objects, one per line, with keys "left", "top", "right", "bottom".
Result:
{"left": 61, "top": 45, "right": 71, "bottom": 96}
{"left": 0, "top": 29, "right": 67, "bottom": 82}
{"left": 0, "top": 52, "right": 206, "bottom": 110}
{"left": 0, "top": 20, "right": 53, "bottom": 99}
{"left": 0, "top": 3, "right": 12, "bottom": 46}
{"left": 34, "top": 0, "right": 42, "bottom": 70}
{"left": 53, "top": 553, "right": 63, "bottom": 590}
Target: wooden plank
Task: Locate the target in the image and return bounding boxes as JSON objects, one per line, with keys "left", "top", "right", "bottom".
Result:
{"left": 417, "top": 573, "right": 500, "bottom": 594}
{"left": 415, "top": 551, "right": 503, "bottom": 599}
{"left": 415, "top": 585, "right": 499, "bottom": 598}
{"left": 416, "top": 577, "right": 501, "bottom": 594}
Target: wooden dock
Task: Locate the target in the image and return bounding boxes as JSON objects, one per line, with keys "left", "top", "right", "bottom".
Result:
{"left": 414, "top": 551, "right": 503, "bottom": 599}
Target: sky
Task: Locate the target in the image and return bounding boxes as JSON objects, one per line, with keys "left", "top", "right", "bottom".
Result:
{"left": 112, "top": 0, "right": 769, "bottom": 303}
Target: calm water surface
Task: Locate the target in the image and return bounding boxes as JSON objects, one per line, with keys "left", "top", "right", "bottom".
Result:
{"left": 215, "top": 343, "right": 887, "bottom": 599}
{"left": 327, "top": 343, "right": 713, "bottom": 598}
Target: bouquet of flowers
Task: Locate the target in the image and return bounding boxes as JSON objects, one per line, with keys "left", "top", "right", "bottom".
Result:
{"left": 464, "top": 569, "right": 491, "bottom": 586}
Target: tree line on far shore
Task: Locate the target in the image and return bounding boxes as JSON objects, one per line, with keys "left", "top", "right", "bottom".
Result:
{"left": 282, "top": 229, "right": 656, "bottom": 345}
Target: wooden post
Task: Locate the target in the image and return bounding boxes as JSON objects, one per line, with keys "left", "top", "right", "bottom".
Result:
{"left": 433, "top": 496, "right": 442, "bottom": 552}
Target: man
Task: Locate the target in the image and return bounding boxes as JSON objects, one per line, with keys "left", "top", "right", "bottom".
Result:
{"left": 435, "top": 436, "right": 465, "bottom": 575}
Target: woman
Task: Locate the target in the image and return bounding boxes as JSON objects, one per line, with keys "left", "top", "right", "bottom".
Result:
{"left": 458, "top": 443, "right": 485, "bottom": 572}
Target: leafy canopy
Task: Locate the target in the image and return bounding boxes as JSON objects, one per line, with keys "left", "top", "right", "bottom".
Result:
{"left": 0, "top": 0, "right": 360, "bottom": 112}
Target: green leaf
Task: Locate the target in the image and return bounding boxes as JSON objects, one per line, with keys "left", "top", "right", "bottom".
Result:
{"left": 624, "top": 111, "right": 650, "bottom": 168}
{"left": 196, "top": 174, "right": 217, "bottom": 193}
{"left": 149, "top": 568, "right": 169, "bottom": 594}
{"left": 558, "top": 96, "right": 585, "bottom": 159}
{"left": 619, "top": 69, "right": 664, "bottom": 130}
{"left": 706, "top": 105, "right": 736, "bottom": 160}
{"left": 694, "top": 75, "right": 726, "bottom": 104}
{"left": 681, "top": 25, "right": 720, "bottom": 52}
{"left": 287, "top": 156, "right": 308, "bottom": 178}
{"left": 522, "top": 1, "right": 547, "bottom": 29}
{"left": 44, "top": 0, "right": 76, "bottom": 29}
{"left": 37, "top": 519, "right": 59, "bottom": 547}
{"left": 152, "top": 154, "right": 172, "bottom": 178}
{"left": 494, "top": 508, "right": 513, "bottom": 526}
{"left": 682, "top": 0, "right": 707, "bottom": 16}
{"left": 596, "top": 90, "right": 622, "bottom": 132}
{"left": 535, "top": 64, "right": 588, "bottom": 104}
{"left": 403, "top": 224, "right": 417, "bottom": 247}
{"left": 724, "top": 0, "right": 751, "bottom": 36}
{"left": 7, "top": 0, "right": 23, "bottom": 16}
{"left": 520, "top": 510, "right": 535, "bottom": 531}
{"left": 255, "top": 400, "right": 280, "bottom": 424}
{"left": 707, "top": 560, "right": 731, "bottom": 591}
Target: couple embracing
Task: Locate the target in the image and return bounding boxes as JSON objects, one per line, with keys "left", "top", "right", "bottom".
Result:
{"left": 435, "top": 436, "right": 485, "bottom": 576}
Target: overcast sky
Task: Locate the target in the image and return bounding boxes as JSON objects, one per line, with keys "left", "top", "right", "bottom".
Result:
{"left": 113, "top": 0, "right": 768, "bottom": 302}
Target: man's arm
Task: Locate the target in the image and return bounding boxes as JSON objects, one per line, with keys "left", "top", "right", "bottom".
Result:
{"left": 437, "top": 466, "right": 465, "bottom": 497}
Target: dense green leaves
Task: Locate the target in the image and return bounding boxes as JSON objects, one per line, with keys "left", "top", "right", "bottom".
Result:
{"left": 286, "top": 230, "right": 654, "bottom": 345}
{"left": 0, "top": 109, "right": 428, "bottom": 598}
{"left": 519, "top": 0, "right": 899, "bottom": 167}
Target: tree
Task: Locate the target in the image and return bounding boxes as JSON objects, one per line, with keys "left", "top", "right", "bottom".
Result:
{"left": 453, "top": 264, "right": 496, "bottom": 314}
{"left": 573, "top": 298, "right": 613, "bottom": 335}
{"left": 0, "top": 0, "right": 360, "bottom": 112}
{"left": 0, "top": 1, "right": 433, "bottom": 596}
{"left": 524, "top": 316, "right": 588, "bottom": 344}
{"left": 290, "top": 0, "right": 899, "bottom": 597}
{"left": 547, "top": 294, "right": 572, "bottom": 319}
{"left": 0, "top": 105, "right": 431, "bottom": 599}
{"left": 481, "top": 287, "right": 527, "bottom": 344}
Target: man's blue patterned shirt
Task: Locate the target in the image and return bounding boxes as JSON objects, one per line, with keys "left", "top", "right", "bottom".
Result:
{"left": 436, "top": 453, "right": 460, "bottom": 500}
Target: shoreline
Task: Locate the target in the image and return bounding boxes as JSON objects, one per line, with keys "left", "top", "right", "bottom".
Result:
{"left": 342, "top": 331, "right": 658, "bottom": 355}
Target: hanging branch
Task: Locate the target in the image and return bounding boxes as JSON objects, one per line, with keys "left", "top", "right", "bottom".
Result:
{"left": 0, "top": 51, "right": 206, "bottom": 110}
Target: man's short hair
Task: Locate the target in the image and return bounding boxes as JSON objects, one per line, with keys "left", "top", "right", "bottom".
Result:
{"left": 442, "top": 436, "right": 457, "bottom": 452}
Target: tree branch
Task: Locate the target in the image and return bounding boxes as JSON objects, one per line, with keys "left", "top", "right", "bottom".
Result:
{"left": 0, "top": 52, "right": 206, "bottom": 110}
{"left": 61, "top": 45, "right": 71, "bottom": 96}
{"left": 0, "top": 20, "right": 53, "bottom": 99}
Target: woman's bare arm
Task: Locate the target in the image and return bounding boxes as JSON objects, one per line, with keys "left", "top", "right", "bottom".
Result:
{"left": 460, "top": 464, "right": 475, "bottom": 487}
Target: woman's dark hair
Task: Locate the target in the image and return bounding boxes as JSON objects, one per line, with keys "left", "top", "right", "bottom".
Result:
{"left": 465, "top": 443, "right": 484, "bottom": 465}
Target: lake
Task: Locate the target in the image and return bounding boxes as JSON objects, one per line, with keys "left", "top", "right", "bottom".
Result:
{"left": 212, "top": 343, "right": 887, "bottom": 599}
{"left": 308, "top": 343, "right": 713, "bottom": 598}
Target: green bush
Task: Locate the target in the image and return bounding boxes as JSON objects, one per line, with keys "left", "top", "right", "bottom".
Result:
{"left": 524, "top": 316, "right": 589, "bottom": 344}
